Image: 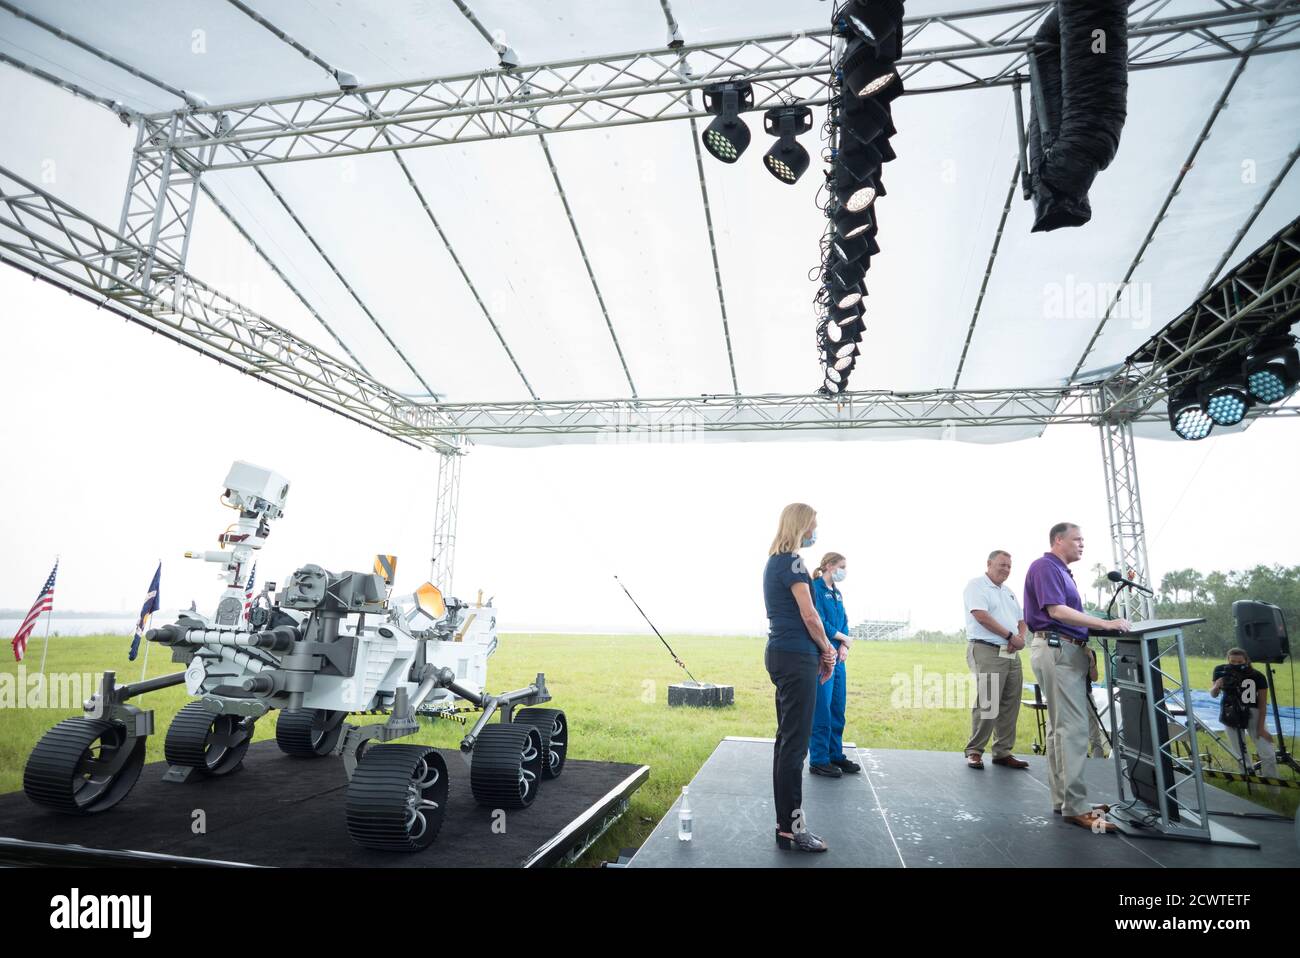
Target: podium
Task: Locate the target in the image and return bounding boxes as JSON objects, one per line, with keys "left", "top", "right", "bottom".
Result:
{"left": 1091, "top": 618, "right": 1256, "bottom": 848}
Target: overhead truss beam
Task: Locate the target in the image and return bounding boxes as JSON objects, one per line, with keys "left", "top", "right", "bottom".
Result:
{"left": 1103, "top": 215, "right": 1300, "bottom": 417}
{"left": 393, "top": 386, "right": 1298, "bottom": 439}
{"left": 0, "top": 163, "right": 458, "bottom": 452}
{"left": 129, "top": 1, "right": 1300, "bottom": 171}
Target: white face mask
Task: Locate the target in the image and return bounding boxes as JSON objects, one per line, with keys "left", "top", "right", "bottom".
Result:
{"left": 832, "top": 569, "right": 846, "bottom": 583}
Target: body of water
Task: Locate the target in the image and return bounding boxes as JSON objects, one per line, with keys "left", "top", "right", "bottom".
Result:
{"left": 0, "top": 617, "right": 137, "bottom": 638}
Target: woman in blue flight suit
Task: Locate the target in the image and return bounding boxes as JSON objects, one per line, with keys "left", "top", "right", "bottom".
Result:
{"left": 809, "top": 552, "right": 860, "bottom": 777}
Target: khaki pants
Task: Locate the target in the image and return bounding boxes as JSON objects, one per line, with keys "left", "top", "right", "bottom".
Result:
{"left": 964, "top": 641, "right": 1022, "bottom": 760}
{"left": 1223, "top": 707, "right": 1279, "bottom": 778}
{"left": 1030, "top": 635, "right": 1091, "bottom": 816}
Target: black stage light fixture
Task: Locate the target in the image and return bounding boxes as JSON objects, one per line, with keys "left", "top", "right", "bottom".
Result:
{"left": 843, "top": 0, "right": 905, "bottom": 60}
{"left": 877, "top": 137, "right": 897, "bottom": 164}
{"left": 838, "top": 94, "right": 893, "bottom": 147}
{"left": 831, "top": 202, "right": 875, "bottom": 240}
{"left": 832, "top": 232, "right": 880, "bottom": 265}
{"left": 833, "top": 164, "right": 879, "bottom": 213}
{"left": 828, "top": 300, "right": 865, "bottom": 326}
{"left": 1198, "top": 374, "right": 1252, "bottom": 427}
{"left": 1168, "top": 386, "right": 1213, "bottom": 441}
{"left": 762, "top": 105, "right": 814, "bottom": 184}
{"left": 1243, "top": 338, "right": 1300, "bottom": 404}
{"left": 838, "top": 138, "right": 883, "bottom": 182}
{"left": 823, "top": 258, "right": 865, "bottom": 292}
{"left": 841, "top": 37, "right": 900, "bottom": 99}
{"left": 701, "top": 81, "right": 754, "bottom": 163}
{"left": 838, "top": 315, "right": 867, "bottom": 341}
{"left": 827, "top": 274, "right": 866, "bottom": 309}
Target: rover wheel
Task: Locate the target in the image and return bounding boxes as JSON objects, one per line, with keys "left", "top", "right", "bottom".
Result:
{"left": 471, "top": 723, "right": 543, "bottom": 809}
{"left": 24, "top": 718, "right": 146, "bottom": 815}
{"left": 513, "top": 708, "right": 568, "bottom": 780}
{"left": 346, "top": 745, "right": 448, "bottom": 852}
{"left": 275, "top": 708, "right": 347, "bottom": 757}
{"left": 164, "top": 702, "right": 254, "bottom": 776}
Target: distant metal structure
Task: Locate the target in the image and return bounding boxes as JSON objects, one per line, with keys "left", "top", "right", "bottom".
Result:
{"left": 1, "top": 0, "right": 1299, "bottom": 598}
{"left": 850, "top": 618, "right": 911, "bottom": 642}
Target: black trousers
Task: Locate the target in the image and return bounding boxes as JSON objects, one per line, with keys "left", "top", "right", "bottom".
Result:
{"left": 765, "top": 645, "right": 819, "bottom": 833}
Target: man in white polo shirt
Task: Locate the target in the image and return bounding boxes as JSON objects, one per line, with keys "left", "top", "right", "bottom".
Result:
{"left": 962, "top": 550, "right": 1029, "bottom": 770}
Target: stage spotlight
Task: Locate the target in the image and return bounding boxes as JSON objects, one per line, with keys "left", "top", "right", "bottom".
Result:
{"left": 762, "top": 105, "right": 814, "bottom": 184}
{"left": 838, "top": 94, "right": 892, "bottom": 147}
{"left": 1168, "top": 388, "right": 1213, "bottom": 441}
{"left": 841, "top": 37, "right": 900, "bottom": 99}
{"left": 843, "top": 0, "right": 905, "bottom": 60}
{"left": 832, "top": 232, "right": 880, "bottom": 265}
{"left": 838, "top": 315, "right": 867, "bottom": 341}
{"left": 828, "top": 301, "right": 865, "bottom": 326}
{"left": 1198, "top": 375, "right": 1252, "bottom": 427}
{"left": 838, "top": 138, "right": 883, "bottom": 182}
{"left": 833, "top": 207, "right": 875, "bottom": 240}
{"left": 827, "top": 275, "right": 866, "bottom": 309}
{"left": 833, "top": 165, "right": 878, "bottom": 213}
{"left": 701, "top": 82, "right": 754, "bottom": 163}
{"left": 1243, "top": 339, "right": 1300, "bottom": 404}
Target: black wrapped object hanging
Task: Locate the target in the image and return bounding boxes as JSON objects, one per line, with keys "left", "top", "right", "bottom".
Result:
{"left": 1027, "top": 0, "right": 1129, "bottom": 231}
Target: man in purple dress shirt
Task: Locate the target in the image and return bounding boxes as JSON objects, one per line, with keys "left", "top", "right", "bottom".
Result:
{"left": 1024, "top": 522, "right": 1130, "bottom": 833}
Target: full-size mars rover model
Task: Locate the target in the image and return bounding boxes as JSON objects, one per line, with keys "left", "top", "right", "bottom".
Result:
{"left": 23, "top": 461, "right": 568, "bottom": 852}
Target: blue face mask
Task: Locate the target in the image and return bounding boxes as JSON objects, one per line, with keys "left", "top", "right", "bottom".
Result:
{"left": 801, "top": 531, "right": 817, "bottom": 548}
{"left": 832, "top": 569, "right": 846, "bottom": 583}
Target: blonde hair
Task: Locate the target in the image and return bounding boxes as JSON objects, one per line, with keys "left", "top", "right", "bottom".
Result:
{"left": 813, "top": 552, "right": 846, "bottom": 578}
{"left": 769, "top": 503, "right": 817, "bottom": 556}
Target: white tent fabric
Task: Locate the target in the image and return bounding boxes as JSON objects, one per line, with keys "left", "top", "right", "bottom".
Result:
{"left": 1, "top": 0, "right": 1297, "bottom": 445}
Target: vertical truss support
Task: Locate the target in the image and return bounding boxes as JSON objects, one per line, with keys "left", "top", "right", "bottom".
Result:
{"left": 111, "top": 115, "right": 203, "bottom": 295}
{"left": 1097, "top": 382, "right": 1153, "bottom": 622}
{"left": 430, "top": 449, "right": 463, "bottom": 594}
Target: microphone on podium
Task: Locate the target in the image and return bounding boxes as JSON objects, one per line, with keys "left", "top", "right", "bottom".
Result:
{"left": 1107, "top": 570, "right": 1153, "bottom": 595}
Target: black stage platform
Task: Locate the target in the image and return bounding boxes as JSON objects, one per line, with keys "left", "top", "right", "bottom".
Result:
{"left": 0, "top": 740, "right": 648, "bottom": 868}
{"left": 630, "top": 738, "right": 1299, "bottom": 868}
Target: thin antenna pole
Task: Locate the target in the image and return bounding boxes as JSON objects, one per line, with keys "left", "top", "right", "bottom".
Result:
{"left": 614, "top": 576, "right": 698, "bottom": 684}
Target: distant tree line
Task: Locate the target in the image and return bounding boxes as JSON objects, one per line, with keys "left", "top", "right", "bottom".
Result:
{"left": 1085, "top": 563, "right": 1300, "bottom": 658}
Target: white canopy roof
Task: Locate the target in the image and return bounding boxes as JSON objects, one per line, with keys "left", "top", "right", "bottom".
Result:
{"left": 1, "top": 0, "right": 1298, "bottom": 445}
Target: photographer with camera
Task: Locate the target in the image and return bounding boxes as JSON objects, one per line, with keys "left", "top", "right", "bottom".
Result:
{"left": 1211, "top": 647, "right": 1277, "bottom": 778}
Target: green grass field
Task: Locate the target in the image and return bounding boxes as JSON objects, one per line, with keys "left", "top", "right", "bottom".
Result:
{"left": 1, "top": 633, "right": 1295, "bottom": 865}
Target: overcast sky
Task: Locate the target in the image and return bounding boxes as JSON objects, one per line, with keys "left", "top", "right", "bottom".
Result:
{"left": 3, "top": 266, "right": 1298, "bottom": 636}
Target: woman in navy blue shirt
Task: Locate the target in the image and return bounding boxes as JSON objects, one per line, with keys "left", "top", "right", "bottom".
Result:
{"left": 808, "top": 552, "right": 860, "bottom": 777}
{"left": 763, "top": 503, "right": 837, "bottom": 853}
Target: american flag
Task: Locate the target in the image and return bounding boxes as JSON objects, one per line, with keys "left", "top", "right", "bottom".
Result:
{"left": 243, "top": 563, "right": 257, "bottom": 622}
{"left": 12, "top": 560, "right": 58, "bottom": 662}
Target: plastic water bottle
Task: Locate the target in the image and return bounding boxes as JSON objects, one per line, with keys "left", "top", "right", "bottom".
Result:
{"left": 677, "top": 786, "right": 693, "bottom": 842}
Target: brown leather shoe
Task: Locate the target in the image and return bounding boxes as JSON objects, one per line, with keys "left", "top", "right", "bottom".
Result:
{"left": 992, "top": 755, "right": 1029, "bottom": 769}
{"left": 1065, "top": 811, "right": 1116, "bottom": 833}
{"left": 966, "top": 753, "right": 984, "bottom": 769}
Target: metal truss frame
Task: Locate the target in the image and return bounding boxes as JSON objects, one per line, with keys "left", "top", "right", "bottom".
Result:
{"left": 850, "top": 619, "right": 911, "bottom": 642}
{"left": 127, "top": 1, "right": 1300, "bottom": 171}
{"left": 430, "top": 449, "right": 463, "bottom": 594}
{"left": 1098, "top": 382, "right": 1155, "bottom": 623}
{"left": 0, "top": 164, "right": 458, "bottom": 454}
{"left": 1101, "top": 215, "right": 1300, "bottom": 418}
{"left": 393, "top": 384, "right": 1298, "bottom": 439}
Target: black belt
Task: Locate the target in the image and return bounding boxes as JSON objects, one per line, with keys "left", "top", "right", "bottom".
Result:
{"left": 970, "top": 639, "right": 1005, "bottom": 648}
{"left": 1033, "top": 630, "right": 1087, "bottom": 647}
